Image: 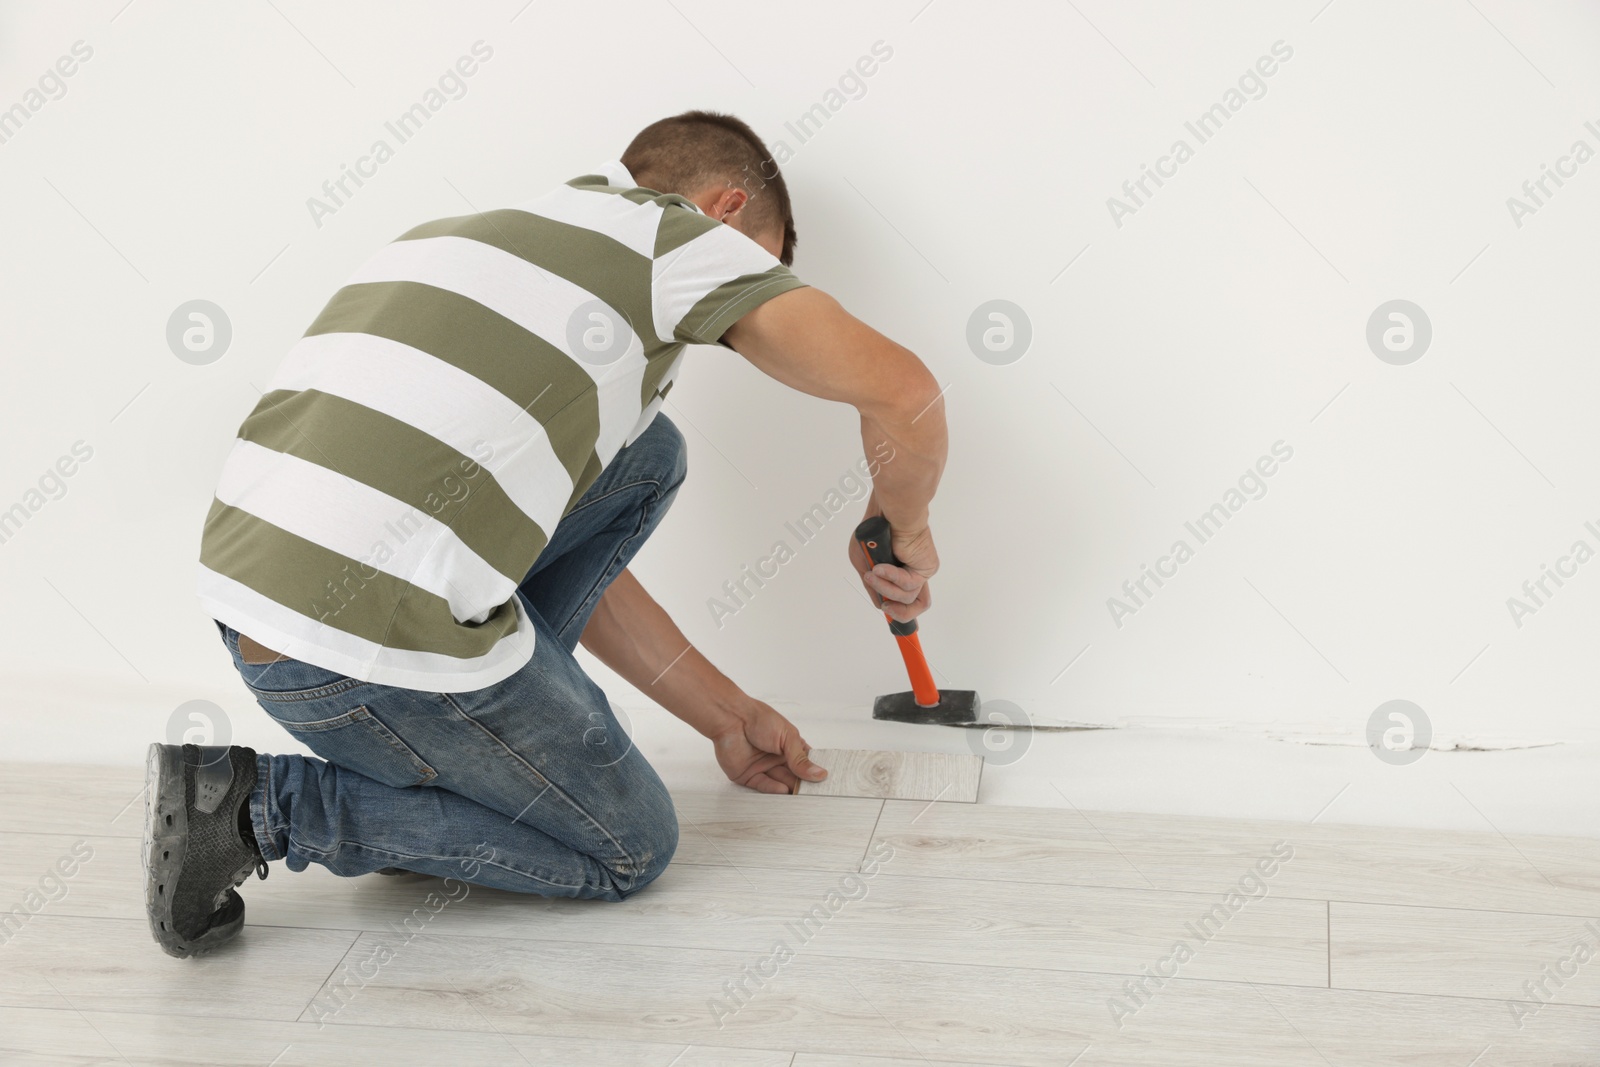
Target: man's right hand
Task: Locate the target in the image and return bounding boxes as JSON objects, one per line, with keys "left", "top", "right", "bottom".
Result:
{"left": 849, "top": 519, "right": 938, "bottom": 624}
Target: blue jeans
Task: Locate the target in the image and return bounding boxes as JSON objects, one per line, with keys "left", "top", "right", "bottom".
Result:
{"left": 217, "top": 414, "right": 686, "bottom": 900}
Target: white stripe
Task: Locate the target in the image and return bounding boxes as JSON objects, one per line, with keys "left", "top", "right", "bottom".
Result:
{"left": 652, "top": 224, "right": 782, "bottom": 343}
{"left": 215, "top": 439, "right": 516, "bottom": 622}
{"left": 594, "top": 160, "right": 634, "bottom": 188}
{"left": 270, "top": 332, "right": 572, "bottom": 535}
{"left": 347, "top": 234, "right": 648, "bottom": 468}
{"left": 511, "top": 182, "right": 661, "bottom": 259}
{"left": 625, "top": 353, "right": 683, "bottom": 447}
{"left": 588, "top": 159, "right": 702, "bottom": 212}
{"left": 197, "top": 564, "right": 537, "bottom": 694}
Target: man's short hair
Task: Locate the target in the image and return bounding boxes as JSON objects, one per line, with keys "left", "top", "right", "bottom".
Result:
{"left": 622, "top": 110, "right": 797, "bottom": 266}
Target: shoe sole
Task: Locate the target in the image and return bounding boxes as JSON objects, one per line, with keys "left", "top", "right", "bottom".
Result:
{"left": 144, "top": 742, "right": 244, "bottom": 959}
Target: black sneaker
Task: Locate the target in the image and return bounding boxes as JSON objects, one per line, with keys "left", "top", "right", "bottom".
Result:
{"left": 143, "top": 743, "right": 269, "bottom": 958}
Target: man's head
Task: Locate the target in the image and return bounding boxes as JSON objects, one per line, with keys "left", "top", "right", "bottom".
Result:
{"left": 622, "top": 110, "right": 797, "bottom": 266}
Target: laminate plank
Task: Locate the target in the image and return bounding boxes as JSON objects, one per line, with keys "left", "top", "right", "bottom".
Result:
{"left": 508, "top": 1038, "right": 794, "bottom": 1067}
{"left": 299, "top": 929, "right": 1600, "bottom": 1065}
{"left": 1066, "top": 981, "right": 1600, "bottom": 1066}
{"left": 0, "top": 1006, "right": 795, "bottom": 1066}
{"left": 0, "top": 1005, "right": 536, "bottom": 1066}
{"left": 795, "top": 749, "right": 983, "bottom": 803}
{"left": 794, "top": 1059, "right": 1008, "bottom": 1067}
{"left": 8, "top": 950, "right": 1598, "bottom": 1066}
{"left": 2, "top": 832, "right": 1324, "bottom": 986}
{"left": 672, "top": 788, "right": 884, "bottom": 871}
{"left": 0, "top": 763, "right": 144, "bottom": 838}
{"left": 0, "top": 915, "right": 357, "bottom": 1020}
{"left": 871, "top": 802, "right": 1600, "bottom": 915}
{"left": 1331, "top": 900, "right": 1600, "bottom": 1008}
{"left": 302, "top": 931, "right": 1098, "bottom": 1061}
{"left": 444, "top": 864, "right": 1322, "bottom": 987}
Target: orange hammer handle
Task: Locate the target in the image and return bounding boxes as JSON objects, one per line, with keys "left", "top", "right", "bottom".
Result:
{"left": 892, "top": 629, "right": 941, "bottom": 708}
{"left": 855, "top": 515, "right": 941, "bottom": 709}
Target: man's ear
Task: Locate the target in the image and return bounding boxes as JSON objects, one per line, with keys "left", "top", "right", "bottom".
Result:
{"left": 706, "top": 185, "right": 750, "bottom": 221}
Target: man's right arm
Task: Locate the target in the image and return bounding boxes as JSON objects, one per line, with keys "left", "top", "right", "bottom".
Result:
{"left": 721, "top": 287, "right": 948, "bottom": 622}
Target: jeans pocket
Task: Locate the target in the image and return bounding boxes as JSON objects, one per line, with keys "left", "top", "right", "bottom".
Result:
{"left": 264, "top": 704, "right": 437, "bottom": 789}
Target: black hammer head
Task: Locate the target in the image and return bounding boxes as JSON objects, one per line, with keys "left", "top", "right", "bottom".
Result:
{"left": 872, "top": 690, "right": 981, "bottom": 726}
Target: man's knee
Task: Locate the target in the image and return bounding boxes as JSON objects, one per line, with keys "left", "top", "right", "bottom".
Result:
{"left": 613, "top": 796, "right": 679, "bottom": 897}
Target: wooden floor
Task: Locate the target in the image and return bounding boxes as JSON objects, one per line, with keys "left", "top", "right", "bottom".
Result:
{"left": 2, "top": 762, "right": 1598, "bottom": 1066}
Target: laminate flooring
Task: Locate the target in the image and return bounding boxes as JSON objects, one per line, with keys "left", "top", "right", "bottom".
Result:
{"left": 792, "top": 748, "right": 984, "bottom": 802}
{"left": 2, "top": 761, "right": 1596, "bottom": 1065}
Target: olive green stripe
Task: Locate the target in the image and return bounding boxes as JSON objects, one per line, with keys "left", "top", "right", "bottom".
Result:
{"left": 567, "top": 175, "right": 700, "bottom": 211}
{"left": 563, "top": 451, "right": 605, "bottom": 516}
{"left": 200, "top": 500, "right": 520, "bottom": 657}
{"left": 395, "top": 211, "right": 660, "bottom": 346}
{"left": 628, "top": 188, "right": 700, "bottom": 210}
{"left": 677, "top": 270, "right": 809, "bottom": 345}
{"left": 303, "top": 280, "right": 598, "bottom": 485}
{"left": 638, "top": 356, "right": 679, "bottom": 411}
{"left": 654, "top": 206, "right": 720, "bottom": 258}
{"left": 239, "top": 389, "right": 548, "bottom": 581}
{"left": 394, "top": 212, "right": 474, "bottom": 242}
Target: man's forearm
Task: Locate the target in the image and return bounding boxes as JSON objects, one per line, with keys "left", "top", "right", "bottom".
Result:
{"left": 578, "top": 568, "right": 746, "bottom": 738}
{"left": 860, "top": 397, "right": 946, "bottom": 531}
{"left": 720, "top": 287, "right": 948, "bottom": 528}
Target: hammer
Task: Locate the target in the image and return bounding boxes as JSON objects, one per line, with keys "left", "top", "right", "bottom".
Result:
{"left": 854, "top": 515, "right": 981, "bottom": 725}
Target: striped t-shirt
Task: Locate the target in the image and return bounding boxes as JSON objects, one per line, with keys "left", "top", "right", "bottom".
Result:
{"left": 197, "top": 161, "right": 807, "bottom": 692}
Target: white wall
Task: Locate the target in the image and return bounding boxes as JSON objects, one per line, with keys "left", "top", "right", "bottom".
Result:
{"left": 2, "top": 0, "right": 1597, "bottom": 831}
